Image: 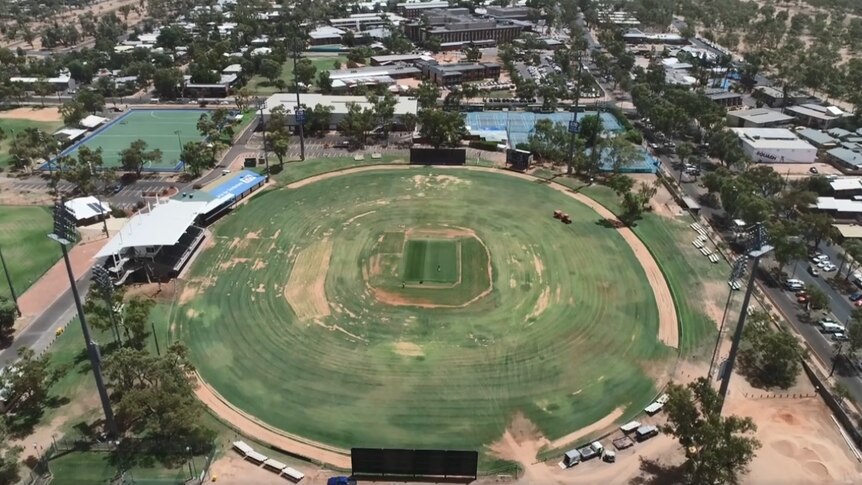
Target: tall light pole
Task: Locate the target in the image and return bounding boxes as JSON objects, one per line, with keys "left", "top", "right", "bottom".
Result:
{"left": 49, "top": 200, "right": 118, "bottom": 439}
{"left": 566, "top": 51, "right": 583, "bottom": 175}
{"left": 0, "top": 245, "right": 21, "bottom": 316}
{"left": 257, "top": 100, "right": 270, "bottom": 178}
{"left": 708, "top": 255, "right": 748, "bottom": 381}
{"left": 288, "top": 25, "right": 306, "bottom": 161}
{"left": 174, "top": 130, "right": 184, "bottom": 171}
{"left": 718, "top": 223, "right": 773, "bottom": 410}
{"left": 92, "top": 265, "right": 122, "bottom": 346}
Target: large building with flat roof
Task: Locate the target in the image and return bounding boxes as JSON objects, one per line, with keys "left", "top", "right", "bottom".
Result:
{"left": 404, "top": 8, "right": 527, "bottom": 46}
{"left": 726, "top": 108, "right": 795, "bottom": 128}
{"left": 262, "top": 93, "right": 418, "bottom": 130}
{"left": 418, "top": 61, "right": 500, "bottom": 86}
{"left": 730, "top": 128, "right": 817, "bottom": 164}
{"left": 397, "top": 1, "right": 450, "bottom": 18}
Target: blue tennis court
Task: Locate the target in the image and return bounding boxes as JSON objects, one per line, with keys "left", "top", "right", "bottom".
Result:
{"left": 464, "top": 111, "right": 624, "bottom": 148}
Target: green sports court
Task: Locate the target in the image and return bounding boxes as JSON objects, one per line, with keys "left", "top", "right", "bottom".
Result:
{"left": 57, "top": 109, "right": 209, "bottom": 172}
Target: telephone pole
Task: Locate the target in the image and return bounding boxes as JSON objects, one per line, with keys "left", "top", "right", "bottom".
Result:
{"left": 0, "top": 245, "right": 20, "bottom": 316}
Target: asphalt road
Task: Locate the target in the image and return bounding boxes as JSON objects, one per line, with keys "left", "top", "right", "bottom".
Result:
{"left": 662, "top": 155, "right": 862, "bottom": 402}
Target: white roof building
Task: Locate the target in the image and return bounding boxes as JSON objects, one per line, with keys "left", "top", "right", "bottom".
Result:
{"left": 80, "top": 115, "right": 109, "bottom": 129}
{"left": 54, "top": 128, "right": 88, "bottom": 141}
{"left": 730, "top": 128, "right": 818, "bottom": 164}
{"left": 96, "top": 200, "right": 209, "bottom": 258}
{"left": 65, "top": 196, "right": 110, "bottom": 222}
{"left": 815, "top": 197, "right": 862, "bottom": 214}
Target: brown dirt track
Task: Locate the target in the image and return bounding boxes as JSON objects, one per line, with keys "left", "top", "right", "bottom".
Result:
{"left": 193, "top": 164, "right": 680, "bottom": 467}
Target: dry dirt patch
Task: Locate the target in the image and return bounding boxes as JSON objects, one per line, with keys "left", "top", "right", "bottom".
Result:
{"left": 0, "top": 106, "right": 62, "bottom": 122}
{"left": 284, "top": 239, "right": 333, "bottom": 321}
{"left": 394, "top": 341, "right": 424, "bottom": 356}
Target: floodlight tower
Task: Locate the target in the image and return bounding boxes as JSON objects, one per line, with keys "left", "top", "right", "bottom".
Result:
{"left": 91, "top": 265, "right": 122, "bottom": 346}
{"left": 257, "top": 100, "right": 271, "bottom": 178}
{"left": 49, "top": 200, "right": 118, "bottom": 438}
{"left": 718, "top": 223, "right": 773, "bottom": 410}
{"left": 566, "top": 53, "right": 584, "bottom": 175}
{"left": 707, "top": 255, "right": 748, "bottom": 381}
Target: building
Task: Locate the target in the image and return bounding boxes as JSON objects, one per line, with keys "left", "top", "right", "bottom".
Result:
{"left": 397, "top": 1, "right": 451, "bottom": 18}
{"left": 826, "top": 146, "right": 862, "bottom": 173}
{"left": 726, "top": 108, "right": 795, "bottom": 128}
{"left": 329, "top": 12, "right": 405, "bottom": 31}
{"left": 622, "top": 29, "right": 686, "bottom": 45}
{"left": 10, "top": 73, "right": 73, "bottom": 92}
{"left": 829, "top": 178, "right": 862, "bottom": 198}
{"left": 418, "top": 61, "right": 500, "bottom": 86}
{"left": 53, "top": 128, "right": 87, "bottom": 143}
{"left": 371, "top": 53, "right": 435, "bottom": 66}
{"left": 327, "top": 64, "right": 422, "bottom": 91}
{"left": 796, "top": 128, "right": 839, "bottom": 149}
{"left": 96, "top": 171, "right": 266, "bottom": 284}
{"left": 65, "top": 196, "right": 110, "bottom": 226}
{"left": 814, "top": 197, "right": 862, "bottom": 221}
{"left": 79, "top": 115, "right": 108, "bottom": 130}
{"left": 404, "top": 8, "right": 527, "bottom": 46}
{"left": 183, "top": 73, "right": 238, "bottom": 98}
{"left": 308, "top": 26, "right": 345, "bottom": 45}
{"left": 785, "top": 103, "right": 847, "bottom": 129}
{"left": 262, "top": 93, "right": 418, "bottom": 130}
{"left": 753, "top": 86, "right": 809, "bottom": 107}
{"left": 703, "top": 88, "right": 742, "bottom": 108}
{"left": 730, "top": 128, "right": 818, "bottom": 164}
{"left": 484, "top": 6, "right": 532, "bottom": 20}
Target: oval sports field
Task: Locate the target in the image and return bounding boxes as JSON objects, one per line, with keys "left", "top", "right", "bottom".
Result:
{"left": 173, "top": 166, "right": 678, "bottom": 454}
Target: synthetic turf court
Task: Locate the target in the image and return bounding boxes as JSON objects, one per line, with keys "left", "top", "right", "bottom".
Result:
{"left": 58, "top": 109, "right": 209, "bottom": 172}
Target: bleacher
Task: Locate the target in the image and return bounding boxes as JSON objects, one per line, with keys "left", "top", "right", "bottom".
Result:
{"left": 153, "top": 225, "right": 206, "bottom": 272}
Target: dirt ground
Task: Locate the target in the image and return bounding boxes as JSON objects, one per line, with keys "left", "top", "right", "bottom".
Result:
{"left": 771, "top": 161, "right": 843, "bottom": 180}
{"left": 630, "top": 173, "right": 684, "bottom": 219}
{"left": 0, "top": 107, "right": 62, "bottom": 122}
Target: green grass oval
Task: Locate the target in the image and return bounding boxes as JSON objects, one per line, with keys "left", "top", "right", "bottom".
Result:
{"left": 177, "top": 168, "right": 672, "bottom": 449}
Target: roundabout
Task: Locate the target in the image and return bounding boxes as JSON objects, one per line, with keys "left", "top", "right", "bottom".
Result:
{"left": 174, "top": 166, "right": 678, "bottom": 456}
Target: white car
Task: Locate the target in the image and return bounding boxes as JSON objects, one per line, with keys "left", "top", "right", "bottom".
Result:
{"left": 823, "top": 263, "right": 837, "bottom": 272}
{"left": 817, "top": 260, "right": 829, "bottom": 268}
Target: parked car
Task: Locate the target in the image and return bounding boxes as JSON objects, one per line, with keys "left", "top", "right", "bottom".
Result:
{"left": 809, "top": 166, "right": 819, "bottom": 174}
{"left": 785, "top": 278, "right": 805, "bottom": 291}
{"left": 797, "top": 292, "right": 810, "bottom": 303}
{"left": 808, "top": 266, "right": 820, "bottom": 277}
{"left": 849, "top": 291, "right": 862, "bottom": 302}
{"left": 822, "top": 263, "right": 837, "bottom": 272}
{"left": 832, "top": 333, "right": 850, "bottom": 342}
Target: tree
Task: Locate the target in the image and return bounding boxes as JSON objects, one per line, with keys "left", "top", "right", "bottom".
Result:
{"left": 316, "top": 70, "right": 332, "bottom": 94}
{"left": 120, "top": 139, "right": 163, "bottom": 178}
{"left": 806, "top": 286, "right": 829, "bottom": 316}
{"left": 104, "top": 342, "right": 215, "bottom": 447}
{"left": 0, "top": 298, "right": 15, "bottom": 336}
{"left": 6, "top": 347, "right": 61, "bottom": 416}
{"left": 415, "top": 82, "right": 441, "bottom": 110}
{"left": 800, "top": 212, "right": 838, "bottom": 251}
{"left": 305, "top": 104, "right": 334, "bottom": 136}
{"left": 368, "top": 91, "right": 397, "bottom": 138}
{"left": 33, "top": 79, "right": 52, "bottom": 107}
{"left": 234, "top": 86, "right": 253, "bottom": 111}
{"left": 770, "top": 221, "right": 807, "bottom": 276}
{"left": 418, "top": 109, "right": 467, "bottom": 148}
{"left": 463, "top": 43, "right": 481, "bottom": 62}
{"left": 0, "top": 420, "right": 21, "bottom": 485}
{"left": 60, "top": 99, "right": 86, "bottom": 125}
{"left": 662, "top": 378, "right": 760, "bottom": 485}
{"left": 152, "top": 68, "right": 183, "bottom": 99}
{"left": 259, "top": 58, "right": 281, "bottom": 84}
{"left": 180, "top": 141, "right": 214, "bottom": 177}
{"left": 265, "top": 105, "right": 292, "bottom": 165}
{"left": 62, "top": 146, "right": 104, "bottom": 195}
{"left": 122, "top": 297, "right": 154, "bottom": 348}
{"left": 848, "top": 319, "right": 862, "bottom": 356}
{"left": 8, "top": 128, "right": 57, "bottom": 173}
{"left": 76, "top": 89, "right": 105, "bottom": 114}
{"left": 739, "top": 312, "right": 804, "bottom": 389}
{"left": 294, "top": 58, "right": 317, "bottom": 86}
{"left": 338, "top": 102, "right": 375, "bottom": 146}
{"left": 602, "top": 136, "right": 640, "bottom": 173}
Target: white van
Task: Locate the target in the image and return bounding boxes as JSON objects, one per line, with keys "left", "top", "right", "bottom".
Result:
{"left": 819, "top": 321, "right": 845, "bottom": 334}
{"left": 785, "top": 278, "right": 805, "bottom": 290}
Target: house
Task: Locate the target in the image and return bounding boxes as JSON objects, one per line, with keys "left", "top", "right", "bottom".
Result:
{"left": 753, "top": 85, "right": 809, "bottom": 107}
{"left": 796, "top": 129, "right": 839, "bottom": 149}
{"left": 703, "top": 88, "right": 742, "bottom": 108}
{"left": 726, "top": 108, "right": 794, "bottom": 128}
{"left": 785, "top": 104, "right": 848, "bottom": 129}
{"left": 826, "top": 146, "right": 862, "bottom": 174}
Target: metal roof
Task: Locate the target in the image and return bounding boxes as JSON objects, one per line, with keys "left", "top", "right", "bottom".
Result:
{"left": 829, "top": 178, "right": 862, "bottom": 192}
{"left": 728, "top": 108, "right": 794, "bottom": 124}
{"left": 65, "top": 196, "right": 109, "bottom": 221}
{"left": 816, "top": 197, "right": 862, "bottom": 213}
{"left": 95, "top": 200, "right": 209, "bottom": 257}
{"left": 797, "top": 128, "right": 837, "bottom": 147}
{"left": 730, "top": 128, "right": 816, "bottom": 150}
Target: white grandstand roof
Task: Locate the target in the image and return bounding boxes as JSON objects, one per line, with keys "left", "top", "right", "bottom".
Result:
{"left": 830, "top": 178, "right": 862, "bottom": 192}
{"left": 96, "top": 200, "right": 208, "bottom": 257}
